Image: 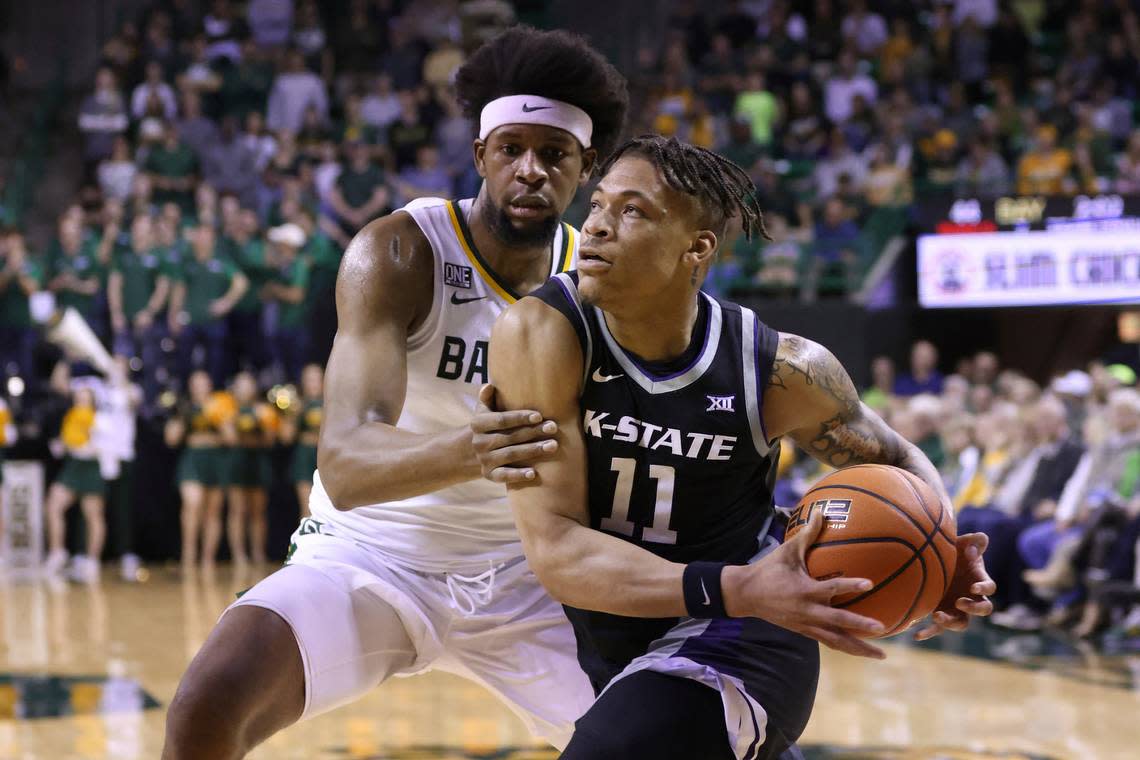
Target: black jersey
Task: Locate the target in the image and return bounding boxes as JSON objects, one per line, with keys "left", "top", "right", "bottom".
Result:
{"left": 530, "top": 272, "right": 783, "bottom": 688}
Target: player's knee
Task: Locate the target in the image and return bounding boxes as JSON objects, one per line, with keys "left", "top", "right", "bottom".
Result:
{"left": 163, "top": 607, "right": 304, "bottom": 759}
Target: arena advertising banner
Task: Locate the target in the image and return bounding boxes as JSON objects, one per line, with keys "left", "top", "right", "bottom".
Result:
{"left": 917, "top": 229, "right": 1140, "bottom": 308}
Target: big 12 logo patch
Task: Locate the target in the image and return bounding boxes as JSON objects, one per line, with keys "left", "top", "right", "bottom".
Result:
{"left": 788, "top": 498, "right": 852, "bottom": 531}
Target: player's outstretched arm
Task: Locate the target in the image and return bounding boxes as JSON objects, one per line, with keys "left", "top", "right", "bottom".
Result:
{"left": 318, "top": 214, "right": 530, "bottom": 509}
{"left": 489, "top": 298, "right": 690, "bottom": 617}
{"left": 761, "top": 332, "right": 996, "bottom": 638}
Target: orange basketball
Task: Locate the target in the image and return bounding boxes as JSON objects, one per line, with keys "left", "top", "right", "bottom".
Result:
{"left": 785, "top": 464, "right": 957, "bottom": 638}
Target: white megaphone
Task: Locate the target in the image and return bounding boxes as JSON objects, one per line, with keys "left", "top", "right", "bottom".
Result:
{"left": 29, "top": 292, "right": 115, "bottom": 377}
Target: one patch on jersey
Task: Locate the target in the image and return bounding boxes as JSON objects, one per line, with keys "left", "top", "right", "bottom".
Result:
{"left": 444, "top": 263, "right": 473, "bottom": 289}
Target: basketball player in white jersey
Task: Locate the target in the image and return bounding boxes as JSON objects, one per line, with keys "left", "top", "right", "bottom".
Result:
{"left": 162, "top": 27, "right": 628, "bottom": 759}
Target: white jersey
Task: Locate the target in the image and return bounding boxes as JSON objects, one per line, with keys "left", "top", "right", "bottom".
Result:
{"left": 309, "top": 197, "right": 578, "bottom": 572}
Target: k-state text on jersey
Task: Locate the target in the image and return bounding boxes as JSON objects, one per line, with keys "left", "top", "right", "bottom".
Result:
{"left": 582, "top": 409, "right": 737, "bottom": 461}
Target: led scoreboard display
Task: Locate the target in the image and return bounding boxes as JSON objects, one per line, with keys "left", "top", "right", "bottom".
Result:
{"left": 916, "top": 195, "right": 1140, "bottom": 308}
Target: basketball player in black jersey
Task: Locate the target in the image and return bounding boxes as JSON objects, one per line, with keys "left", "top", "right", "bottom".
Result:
{"left": 480, "top": 136, "right": 996, "bottom": 759}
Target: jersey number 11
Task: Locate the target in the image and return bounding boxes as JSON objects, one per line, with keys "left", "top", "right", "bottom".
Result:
{"left": 600, "top": 457, "right": 677, "bottom": 545}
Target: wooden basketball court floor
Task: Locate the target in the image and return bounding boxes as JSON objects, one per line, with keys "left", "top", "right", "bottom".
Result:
{"left": 1, "top": 566, "right": 1138, "bottom": 760}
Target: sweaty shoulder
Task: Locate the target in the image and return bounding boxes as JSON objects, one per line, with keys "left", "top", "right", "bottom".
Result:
{"left": 335, "top": 211, "right": 434, "bottom": 332}
{"left": 490, "top": 295, "right": 585, "bottom": 405}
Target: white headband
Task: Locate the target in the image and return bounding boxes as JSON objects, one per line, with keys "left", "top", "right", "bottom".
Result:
{"left": 478, "top": 95, "right": 593, "bottom": 148}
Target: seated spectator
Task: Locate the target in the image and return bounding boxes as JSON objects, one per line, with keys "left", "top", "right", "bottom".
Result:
{"left": 1017, "top": 125, "right": 1074, "bottom": 195}
{"left": 267, "top": 48, "right": 329, "bottom": 134}
{"left": 219, "top": 38, "right": 275, "bottom": 121}
{"left": 329, "top": 141, "right": 390, "bottom": 237}
{"left": 823, "top": 49, "right": 877, "bottom": 125}
{"left": 940, "top": 413, "right": 979, "bottom": 502}
{"left": 131, "top": 61, "right": 177, "bottom": 122}
{"left": 895, "top": 340, "right": 944, "bottom": 397}
{"left": 814, "top": 128, "right": 868, "bottom": 201}
{"left": 698, "top": 33, "right": 741, "bottom": 114}
{"left": 734, "top": 71, "right": 779, "bottom": 148}
{"left": 387, "top": 91, "right": 434, "bottom": 171}
{"left": 811, "top": 196, "right": 861, "bottom": 292}
{"left": 145, "top": 122, "right": 199, "bottom": 215}
{"left": 97, "top": 136, "right": 139, "bottom": 203}
{"left": 840, "top": 0, "right": 888, "bottom": 57}
{"left": 292, "top": 0, "right": 332, "bottom": 77}
{"left": 864, "top": 144, "right": 912, "bottom": 208}
{"left": 176, "top": 90, "right": 220, "bottom": 161}
{"left": 751, "top": 215, "right": 802, "bottom": 297}
{"left": 1019, "top": 390, "right": 1140, "bottom": 628}
{"left": 336, "top": 94, "right": 380, "bottom": 151}
{"left": 394, "top": 145, "right": 452, "bottom": 207}
{"left": 246, "top": 0, "right": 293, "bottom": 49}
{"left": 956, "top": 139, "right": 1011, "bottom": 198}
{"left": 78, "top": 67, "right": 130, "bottom": 171}
{"left": 202, "top": 0, "right": 248, "bottom": 64}
{"left": 296, "top": 105, "right": 331, "bottom": 159}
{"left": 168, "top": 224, "right": 249, "bottom": 388}
{"left": 1114, "top": 130, "right": 1140, "bottom": 193}
{"left": 360, "top": 73, "right": 401, "bottom": 133}
{"left": 201, "top": 115, "right": 258, "bottom": 208}
{"left": 781, "top": 81, "right": 828, "bottom": 161}
{"left": 177, "top": 35, "right": 224, "bottom": 95}
{"left": 861, "top": 356, "right": 895, "bottom": 412}
{"left": 915, "top": 129, "right": 960, "bottom": 195}
{"left": 0, "top": 229, "right": 43, "bottom": 380}
{"left": 241, "top": 110, "right": 278, "bottom": 173}
{"left": 422, "top": 38, "right": 464, "bottom": 95}
{"left": 721, "top": 117, "right": 765, "bottom": 177}
{"left": 380, "top": 22, "right": 426, "bottom": 92}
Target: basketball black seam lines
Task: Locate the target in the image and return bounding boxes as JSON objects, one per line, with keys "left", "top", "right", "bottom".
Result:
{"left": 805, "top": 482, "right": 943, "bottom": 631}
{"left": 894, "top": 470, "right": 953, "bottom": 597}
{"left": 812, "top": 535, "right": 927, "bottom": 633}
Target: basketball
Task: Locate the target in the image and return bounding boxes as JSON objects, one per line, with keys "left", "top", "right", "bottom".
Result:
{"left": 785, "top": 465, "right": 957, "bottom": 638}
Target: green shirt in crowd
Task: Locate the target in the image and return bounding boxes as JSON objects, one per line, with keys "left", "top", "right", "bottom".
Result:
{"left": 0, "top": 257, "right": 44, "bottom": 328}
{"left": 113, "top": 245, "right": 170, "bottom": 319}
{"left": 52, "top": 248, "right": 107, "bottom": 319}
{"left": 221, "top": 237, "right": 273, "bottom": 314}
{"left": 175, "top": 255, "right": 241, "bottom": 326}
{"left": 274, "top": 255, "right": 312, "bottom": 328}
{"left": 144, "top": 142, "right": 199, "bottom": 213}
{"left": 336, "top": 164, "right": 386, "bottom": 208}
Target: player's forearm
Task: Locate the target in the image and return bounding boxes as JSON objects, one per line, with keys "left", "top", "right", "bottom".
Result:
{"left": 318, "top": 422, "right": 482, "bottom": 509}
{"left": 893, "top": 439, "right": 953, "bottom": 514}
{"left": 518, "top": 511, "right": 687, "bottom": 617}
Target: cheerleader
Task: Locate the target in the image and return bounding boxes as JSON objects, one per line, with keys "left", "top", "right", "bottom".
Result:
{"left": 165, "top": 370, "right": 233, "bottom": 571}
{"left": 224, "top": 372, "right": 274, "bottom": 566}
{"left": 44, "top": 387, "right": 105, "bottom": 582}
{"left": 280, "top": 363, "right": 322, "bottom": 517}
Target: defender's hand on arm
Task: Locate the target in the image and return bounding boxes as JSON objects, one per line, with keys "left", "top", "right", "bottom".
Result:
{"left": 723, "top": 510, "right": 886, "bottom": 659}
{"left": 471, "top": 383, "right": 560, "bottom": 484}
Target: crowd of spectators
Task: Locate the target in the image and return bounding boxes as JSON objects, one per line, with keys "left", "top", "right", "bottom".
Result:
{"left": 778, "top": 340, "right": 1140, "bottom": 640}
{"left": 643, "top": 0, "right": 1140, "bottom": 297}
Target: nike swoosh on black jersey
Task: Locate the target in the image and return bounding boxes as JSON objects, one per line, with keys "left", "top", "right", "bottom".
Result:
{"left": 451, "top": 293, "right": 488, "bottom": 305}
{"left": 521, "top": 103, "right": 552, "bottom": 113}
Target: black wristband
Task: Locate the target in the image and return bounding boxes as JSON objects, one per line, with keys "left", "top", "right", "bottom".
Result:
{"left": 682, "top": 561, "right": 729, "bottom": 618}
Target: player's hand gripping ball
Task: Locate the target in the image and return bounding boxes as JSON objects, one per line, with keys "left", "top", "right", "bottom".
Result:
{"left": 785, "top": 465, "right": 957, "bottom": 638}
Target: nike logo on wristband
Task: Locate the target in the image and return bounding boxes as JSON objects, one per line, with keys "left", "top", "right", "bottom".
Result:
{"left": 700, "top": 579, "right": 712, "bottom": 606}
{"left": 521, "top": 103, "right": 552, "bottom": 113}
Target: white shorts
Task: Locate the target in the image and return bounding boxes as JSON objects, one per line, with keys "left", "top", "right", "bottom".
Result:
{"left": 227, "top": 518, "right": 594, "bottom": 749}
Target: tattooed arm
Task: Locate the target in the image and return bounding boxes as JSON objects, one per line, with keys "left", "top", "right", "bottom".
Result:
{"left": 762, "top": 333, "right": 949, "bottom": 506}
{"left": 762, "top": 332, "right": 995, "bottom": 639}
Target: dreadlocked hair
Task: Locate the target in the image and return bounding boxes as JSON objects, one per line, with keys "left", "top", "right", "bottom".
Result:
{"left": 454, "top": 26, "right": 629, "bottom": 161}
{"left": 600, "top": 135, "right": 769, "bottom": 241}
